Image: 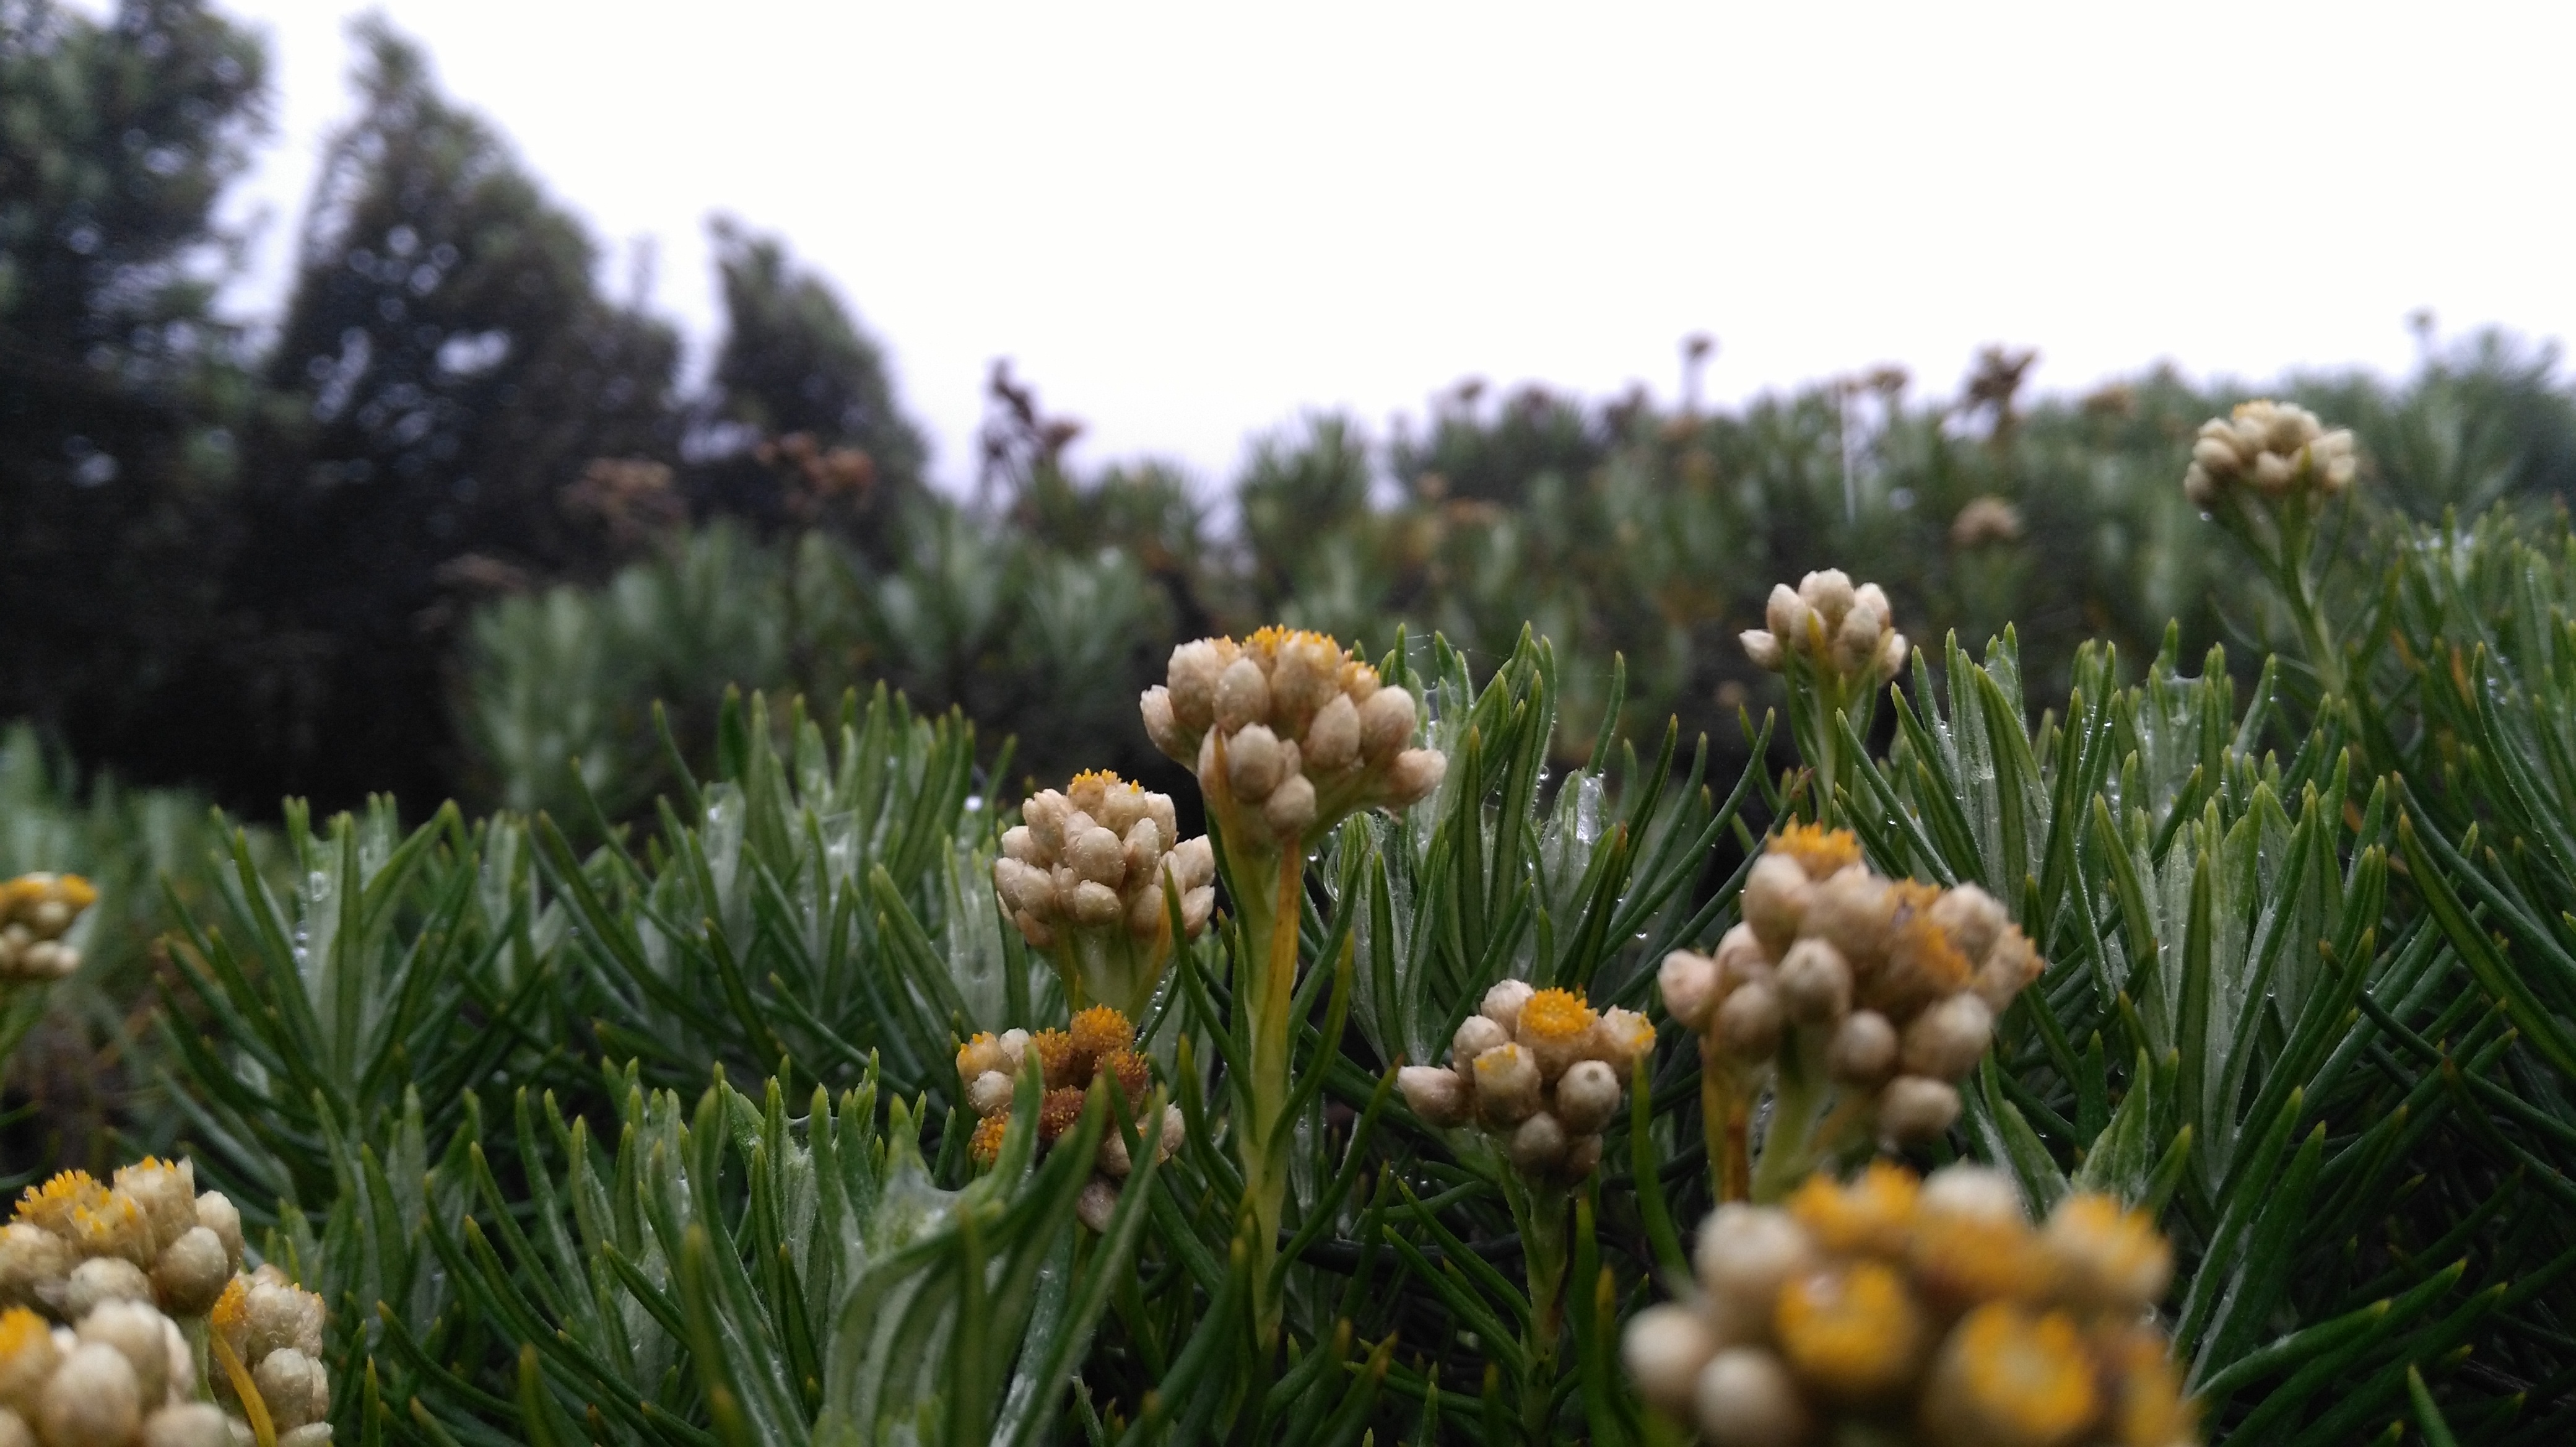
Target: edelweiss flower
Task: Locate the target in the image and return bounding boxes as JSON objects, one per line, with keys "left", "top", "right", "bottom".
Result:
{"left": 997, "top": 770, "right": 1216, "bottom": 1016}
{"left": 1624, "top": 1163, "right": 2198, "bottom": 1447}
{"left": 1740, "top": 572, "right": 1908, "bottom": 689}
{"left": 1396, "top": 982, "right": 1653, "bottom": 1185}
{"left": 2182, "top": 400, "right": 2357, "bottom": 507}
{"left": 1141, "top": 628, "right": 1445, "bottom": 851}
{"left": 955, "top": 1007, "right": 1183, "bottom": 1230}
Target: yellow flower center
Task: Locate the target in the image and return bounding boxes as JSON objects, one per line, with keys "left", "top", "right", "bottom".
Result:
{"left": 1775, "top": 1261, "right": 1925, "bottom": 1398}
{"left": 1941, "top": 1305, "right": 2099, "bottom": 1447}
{"left": 1519, "top": 988, "right": 1596, "bottom": 1044}
{"left": 968, "top": 1115, "right": 1009, "bottom": 1166}
{"left": 1070, "top": 1005, "right": 1137, "bottom": 1062}
{"left": 0, "top": 1306, "right": 49, "bottom": 1368}
{"left": 1770, "top": 823, "right": 1863, "bottom": 879}
{"left": 1790, "top": 1161, "right": 1921, "bottom": 1258}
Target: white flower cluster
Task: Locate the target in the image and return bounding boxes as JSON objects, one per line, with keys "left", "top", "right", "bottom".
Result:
{"left": 1661, "top": 828, "right": 2042, "bottom": 1147}
{"left": 1140, "top": 629, "right": 1444, "bottom": 849}
{"left": 1739, "top": 571, "right": 1908, "bottom": 688}
{"left": 0, "top": 1160, "right": 331, "bottom": 1445}
{"left": 1396, "top": 982, "right": 1656, "bottom": 1184}
{"left": 0, "top": 875, "right": 94, "bottom": 983}
{"left": 955, "top": 1007, "right": 1185, "bottom": 1232}
{"left": 996, "top": 772, "right": 1215, "bottom": 950}
{"left": 2183, "top": 400, "right": 2357, "bottom": 507}
{"left": 1624, "top": 1162, "right": 2193, "bottom": 1447}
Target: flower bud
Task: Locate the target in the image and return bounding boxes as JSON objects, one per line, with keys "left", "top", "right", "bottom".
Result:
{"left": 1472, "top": 1044, "right": 1542, "bottom": 1125}
{"left": 1806, "top": 868, "right": 1897, "bottom": 971}
{"left": 1589, "top": 1007, "right": 1655, "bottom": 1075}
{"left": 1171, "top": 837, "right": 1214, "bottom": 889}
{"left": 1398, "top": 1066, "right": 1472, "bottom": 1127}
{"left": 1928, "top": 883, "right": 2006, "bottom": 966}
{"left": 63, "top": 1258, "right": 150, "bottom": 1322}
{"left": 1658, "top": 950, "right": 1721, "bottom": 1030}
{"left": 1507, "top": 1112, "right": 1569, "bottom": 1174}
{"left": 0, "top": 1409, "right": 25, "bottom": 1447}
{"left": 1069, "top": 881, "right": 1124, "bottom": 927}
{"left": 997, "top": 1029, "right": 1031, "bottom": 1068}
{"left": 1921, "top": 1304, "right": 2097, "bottom": 1447}
{"left": 1000, "top": 825, "right": 1040, "bottom": 863}
{"left": 2041, "top": 1195, "right": 2172, "bottom": 1311}
{"left": 1180, "top": 887, "right": 1215, "bottom": 934}
{"left": 281, "top": 1426, "right": 334, "bottom": 1447}
{"left": 1552, "top": 1060, "right": 1622, "bottom": 1134}
{"left": 1739, "top": 629, "right": 1783, "bottom": 670}
{"left": 1270, "top": 634, "right": 1341, "bottom": 725}
{"left": 254, "top": 1346, "right": 329, "bottom": 1430}
{"left": 1516, "top": 988, "right": 1598, "bottom": 1077}
{"left": 1076, "top": 1176, "right": 1121, "bottom": 1233}
{"left": 1225, "top": 725, "right": 1286, "bottom": 802}
{"left": 1139, "top": 686, "right": 1181, "bottom": 756}
{"left": 1834, "top": 605, "right": 1886, "bottom": 676}
{"left": 0, "top": 1308, "right": 60, "bottom": 1414}
{"left": 1877, "top": 630, "right": 1909, "bottom": 680}
{"left": 151, "top": 1227, "right": 230, "bottom": 1317}
{"left": 242, "top": 1278, "right": 326, "bottom": 1360}
{"left": 1453, "top": 1014, "right": 1510, "bottom": 1064}
{"left": 1214, "top": 657, "right": 1271, "bottom": 732}
{"left": 0, "top": 1226, "right": 67, "bottom": 1311}
{"left": 1067, "top": 826, "right": 1125, "bottom": 887}
{"left": 1800, "top": 569, "right": 1856, "bottom": 628}
{"left": 1024, "top": 792, "right": 1070, "bottom": 855}
{"left": 1741, "top": 855, "right": 1812, "bottom": 956}
{"left": 76, "top": 1300, "right": 170, "bottom": 1408}
{"left": 142, "top": 1404, "right": 235, "bottom": 1447}
{"left": 1261, "top": 773, "right": 1318, "bottom": 838}
{"left": 1693, "top": 1347, "right": 1810, "bottom": 1447}
{"left": 113, "top": 1159, "right": 198, "bottom": 1251}
{"left": 1480, "top": 979, "right": 1535, "bottom": 1028}
{"left": 1877, "top": 1076, "right": 1962, "bottom": 1145}
{"left": 1715, "top": 980, "right": 1784, "bottom": 1060}
{"left": 1970, "top": 927, "right": 2044, "bottom": 1013}
{"left": 1713, "top": 924, "right": 1772, "bottom": 989}
{"left": 39, "top": 1344, "right": 140, "bottom": 1447}
{"left": 967, "top": 1070, "right": 1015, "bottom": 1117}
{"left": 1775, "top": 939, "right": 1852, "bottom": 1025}
{"left": 1765, "top": 583, "right": 1809, "bottom": 641}
{"left": 1167, "top": 640, "right": 1228, "bottom": 729}
{"left": 1387, "top": 748, "right": 1447, "bottom": 805}
{"left": 1357, "top": 688, "right": 1417, "bottom": 763}
{"left": 1622, "top": 1302, "right": 1717, "bottom": 1415}
{"left": 1694, "top": 1204, "right": 1816, "bottom": 1309}
{"left": 1097, "top": 1126, "right": 1133, "bottom": 1178}
{"left": 1900, "top": 992, "right": 1994, "bottom": 1080}
{"left": 1303, "top": 694, "right": 1360, "bottom": 772}
{"left": 1826, "top": 1010, "right": 1899, "bottom": 1086}
{"left": 957, "top": 1033, "right": 1008, "bottom": 1082}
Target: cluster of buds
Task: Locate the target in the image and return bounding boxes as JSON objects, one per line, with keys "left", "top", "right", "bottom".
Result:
{"left": 956, "top": 1007, "right": 1185, "bottom": 1231}
{"left": 0, "top": 875, "right": 95, "bottom": 983}
{"left": 2182, "top": 400, "right": 2357, "bottom": 508}
{"left": 996, "top": 771, "right": 1216, "bottom": 1015}
{"left": 0, "top": 1160, "right": 331, "bottom": 1445}
{"left": 4, "top": 1162, "right": 242, "bottom": 1324}
{"left": 1624, "top": 1162, "right": 2195, "bottom": 1447}
{"left": 1662, "top": 827, "right": 2043, "bottom": 1150}
{"left": 1739, "top": 571, "right": 1908, "bottom": 689}
{"left": 1397, "top": 983, "right": 1656, "bottom": 1184}
{"left": 1139, "top": 629, "right": 1444, "bottom": 851}
{"left": 208, "top": 1267, "right": 331, "bottom": 1443}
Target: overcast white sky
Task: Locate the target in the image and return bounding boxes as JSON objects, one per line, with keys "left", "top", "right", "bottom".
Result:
{"left": 199, "top": 1, "right": 2576, "bottom": 490}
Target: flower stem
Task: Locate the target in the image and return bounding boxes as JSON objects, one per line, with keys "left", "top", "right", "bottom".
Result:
{"left": 1512, "top": 1184, "right": 1571, "bottom": 1443}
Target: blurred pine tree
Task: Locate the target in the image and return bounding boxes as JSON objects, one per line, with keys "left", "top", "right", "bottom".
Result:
{"left": 0, "top": 0, "right": 266, "bottom": 788}
{"left": 216, "top": 17, "right": 681, "bottom": 810}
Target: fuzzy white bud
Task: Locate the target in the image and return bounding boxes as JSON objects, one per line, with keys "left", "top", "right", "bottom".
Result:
{"left": 967, "top": 1071, "right": 1015, "bottom": 1117}
{"left": 1214, "top": 657, "right": 1271, "bottom": 733}
{"left": 1877, "top": 1075, "right": 1964, "bottom": 1145}
{"left": 1398, "top": 1066, "right": 1473, "bottom": 1127}
{"left": 39, "top": 1344, "right": 141, "bottom": 1447}
{"left": 1739, "top": 854, "right": 1812, "bottom": 956}
{"left": 1480, "top": 979, "right": 1536, "bottom": 1028}
{"left": 1166, "top": 641, "right": 1227, "bottom": 729}
{"left": 1900, "top": 992, "right": 1995, "bottom": 1080}
{"left": 1225, "top": 725, "right": 1286, "bottom": 802}
{"left": 150, "top": 1227, "right": 230, "bottom": 1316}
{"left": 1261, "top": 772, "right": 1318, "bottom": 838}
{"left": 1471, "top": 1044, "right": 1543, "bottom": 1126}
{"left": 1076, "top": 1176, "right": 1121, "bottom": 1233}
{"left": 76, "top": 1300, "right": 170, "bottom": 1409}
{"left": 1552, "top": 1059, "right": 1622, "bottom": 1134}
{"left": 1303, "top": 693, "right": 1361, "bottom": 772}
{"left": 254, "top": 1347, "right": 330, "bottom": 1431}
{"left": 142, "top": 1404, "right": 236, "bottom": 1447}
{"left": 1826, "top": 1010, "right": 1899, "bottom": 1085}
{"left": 1622, "top": 1303, "right": 1718, "bottom": 1415}
{"left": 1774, "top": 938, "right": 1852, "bottom": 1025}
{"left": 1715, "top": 980, "right": 1784, "bottom": 1060}
{"left": 1357, "top": 688, "right": 1417, "bottom": 763}
{"left": 1453, "top": 1015, "right": 1510, "bottom": 1065}
{"left": 1507, "top": 1111, "right": 1569, "bottom": 1174}
{"left": 1693, "top": 1347, "right": 1811, "bottom": 1447}
{"left": 63, "top": 1258, "right": 151, "bottom": 1322}
{"left": 1386, "top": 748, "right": 1447, "bottom": 805}
{"left": 1739, "top": 629, "right": 1783, "bottom": 671}
{"left": 1694, "top": 1204, "right": 1816, "bottom": 1313}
